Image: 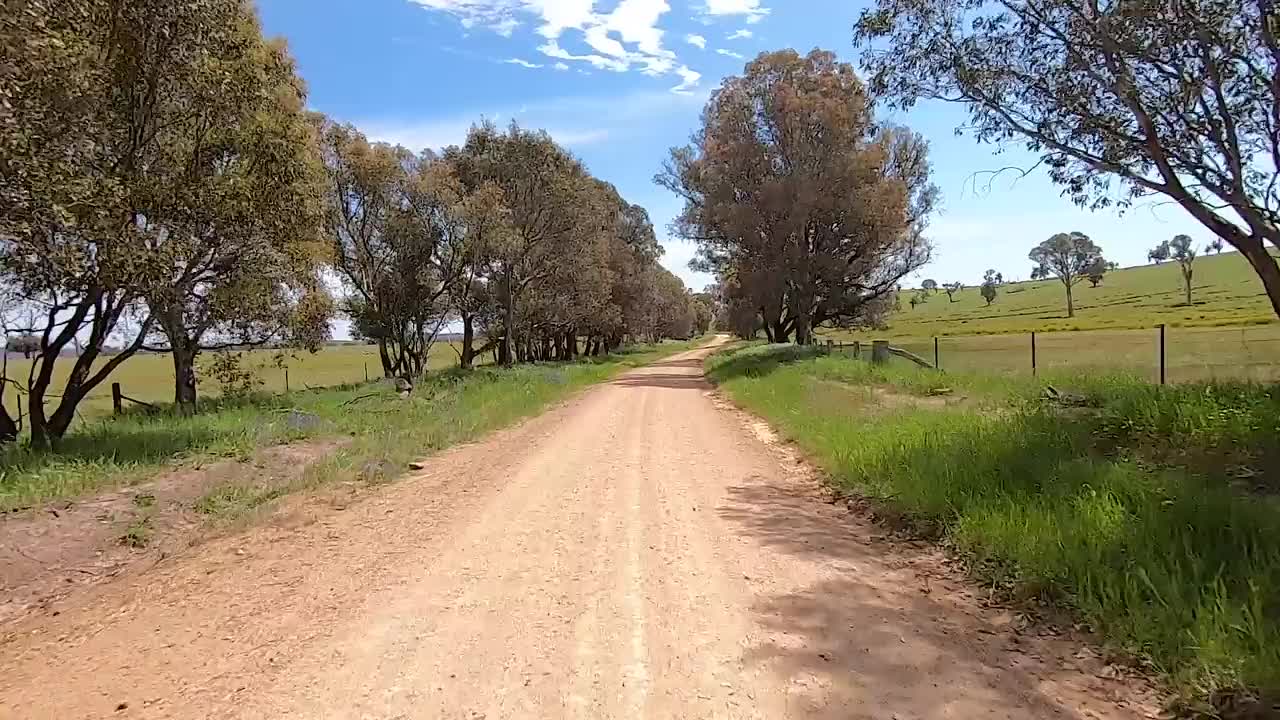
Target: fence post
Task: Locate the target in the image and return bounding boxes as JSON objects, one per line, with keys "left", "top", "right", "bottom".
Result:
{"left": 934, "top": 337, "right": 940, "bottom": 370}
{"left": 871, "top": 340, "right": 891, "bottom": 364}
{"left": 364, "top": 361, "right": 369, "bottom": 382}
{"left": 1031, "top": 332, "right": 1037, "bottom": 377}
{"left": 1159, "top": 324, "right": 1167, "bottom": 385}
{"left": 112, "top": 382, "right": 123, "bottom": 415}
{"left": 853, "top": 340, "right": 861, "bottom": 359}
{"left": 826, "top": 339, "right": 834, "bottom": 355}
{"left": 284, "top": 367, "right": 290, "bottom": 394}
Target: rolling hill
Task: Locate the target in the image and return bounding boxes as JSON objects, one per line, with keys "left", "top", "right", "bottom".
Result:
{"left": 890, "top": 250, "right": 1276, "bottom": 336}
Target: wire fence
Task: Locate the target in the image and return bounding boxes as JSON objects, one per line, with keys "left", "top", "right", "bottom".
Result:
{"left": 830, "top": 323, "right": 1280, "bottom": 384}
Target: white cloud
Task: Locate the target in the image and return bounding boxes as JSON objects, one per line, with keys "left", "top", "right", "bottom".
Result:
{"left": 361, "top": 117, "right": 610, "bottom": 153}
{"left": 492, "top": 16, "right": 520, "bottom": 36}
{"left": 685, "top": 33, "right": 706, "bottom": 49}
{"left": 408, "top": 0, "right": 688, "bottom": 85}
{"left": 553, "top": 61, "right": 570, "bottom": 71}
{"left": 716, "top": 48, "right": 744, "bottom": 60}
{"left": 671, "top": 66, "right": 701, "bottom": 94}
{"left": 354, "top": 90, "right": 706, "bottom": 155}
{"left": 726, "top": 29, "right": 752, "bottom": 40}
{"left": 505, "top": 57, "right": 544, "bottom": 68}
{"left": 702, "top": 0, "right": 769, "bottom": 23}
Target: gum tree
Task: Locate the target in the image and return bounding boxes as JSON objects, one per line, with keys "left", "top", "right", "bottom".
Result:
{"left": 855, "top": 0, "right": 1280, "bottom": 320}
{"left": 1170, "top": 234, "right": 1198, "bottom": 305}
{"left": 659, "top": 50, "right": 935, "bottom": 345}
{"left": 1028, "top": 232, "right": 1103, "bottom": 317}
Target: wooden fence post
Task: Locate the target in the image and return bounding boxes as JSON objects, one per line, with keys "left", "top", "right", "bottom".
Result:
{"left": 284, "top": 368, "right": 290, "bottom": 394}
{"left": 364, "top": 361, "right": 369, "bottom": 382}
{"left": 871, "top": 340, "right": 890, "bottom": 364}
{"left": 934, "top": 337, "right": 940, "bottom": 370}
{"left": 1031, "top": 332, "right": 1037, "bottom": 377}
{"left": 1159, "top": 324, "right": 1167, "bottom": 385}
{"left": 853, "top": 340, "right": 861, "bottom": 359}
{"left": 826, "top": 339, "right": 834, "bottom": 355}
{"left": 112, "top": 382, "right": 123, "bottom": 415}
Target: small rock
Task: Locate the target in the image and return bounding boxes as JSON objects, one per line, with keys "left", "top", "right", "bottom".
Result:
{"left": 115, "top": 702, "right": 128, "bottom": 712}
{"left": 285, "top": 410, "right": 323, "bottom": 431}
{"left": 408, "top": 461, "right": 426, "bottom": 471}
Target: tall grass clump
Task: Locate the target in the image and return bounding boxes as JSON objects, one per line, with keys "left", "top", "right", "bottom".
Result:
{"left": 708, "top": 343, "right": 1280, "bottom": 705}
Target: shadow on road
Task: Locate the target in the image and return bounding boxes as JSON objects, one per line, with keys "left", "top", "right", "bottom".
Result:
{"left": 718, "top": 477, "right": 1126, "bottom": 719}
{"left": 609, "top": 356, "right": 714, "bottom": 391}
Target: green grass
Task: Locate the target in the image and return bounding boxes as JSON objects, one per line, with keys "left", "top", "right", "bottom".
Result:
{"left": 890, "top": 251, "right": 1277, "bottom": 335}
{"left": 708, "top": 344, "right": 1280, "bottom": 707}
{"left": 0, "top": 341, "right": 470, "bottom": 423}
{"left": 0, "top": 339, "right": 701, "bottom": 513}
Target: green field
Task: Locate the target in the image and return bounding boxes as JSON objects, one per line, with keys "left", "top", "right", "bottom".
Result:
{"left": 707, "top": 343, "right": 1280, "bottom": 709}
{"left": 891, "top": 251, "right": 1275, "bottom": 335}
{"left": 0, "top": 339, "right": 699, "bottom": 511}
{"left": 842, "top": 324, "right": 1280, "bottom": 384}
{"left": 827, "top": 252, "right": 1280, "bottom": 383}
{"left": 1, "top": 342, "right": 468, "bottom": 423}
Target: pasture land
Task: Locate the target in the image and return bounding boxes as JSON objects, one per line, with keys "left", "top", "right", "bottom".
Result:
{"left": 891, "top": 251, "right": 1275, "bottom": 335}
{"left": 0, "top": 340, "right": 697, "bottom": 512}
{"left": 832, "top": 324, "right": 1280, "bottom": 384}
{"left": 707, "top": 343, "right": 1280, "bottom": 710}
{"left": 1, "top": 342, "right": 468, "bottom": 422}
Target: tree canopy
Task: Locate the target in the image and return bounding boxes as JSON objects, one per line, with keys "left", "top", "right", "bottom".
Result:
{"left": 659, "top": 49, "right": 935, "bottom": 345}
{"left": 320, "top": 121, "right": 700, "bottom": 375}
{"left": 1028, "top": 232, "right": 1104, "bottom": 317}
{"left": 1170, "top": 234, "right": 1199, "bottom": 305}
{"left": 854, "top": 0, "right": 1280, "bottom": 320}
{"left": 0, "top": 0, "right": 333, "bottom": 441}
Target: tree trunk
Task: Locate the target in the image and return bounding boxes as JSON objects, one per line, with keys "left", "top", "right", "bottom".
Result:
{"left": 377, "top": 339, "right": 394, "bottom": 378}
{"left": 1184, "top": 267, "right": 1194, "bottom": 306}
{"left": 565, "top": 330, "right": 577, "bottom": 359}
{"left": 1064, "top": 281, "right": 1075, "bottom": 318}
{"left": 460, "top": 313, "right": 475, "bottom": 370}
{"left": 171, "top": 342, "right": 198, "bottom": 415}
{"left": 771, "top": 320, "right": 790, "bottom": 343}
{"left": 501, "top": 266, "right": 516, "bottom": 367}
{"left": 794, "top": 310, "right": 813, "bottom": 346}
{"left": 0, "top": 406, "right": 16, "bottom": 443}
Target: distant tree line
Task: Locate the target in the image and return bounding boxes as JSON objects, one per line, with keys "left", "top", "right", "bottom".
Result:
{"left": 320, "top": 119, "right": 704, "bottom": 376}
{"left": 0, "top": 0, "right": 702, "bottom": 447}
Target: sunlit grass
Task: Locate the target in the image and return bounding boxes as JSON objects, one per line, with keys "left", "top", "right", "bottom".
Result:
{"left": 707, "top": 343, "right": 1280, "bottom": 703}
{"left": 0, "top": 339, "right": 700, "bottom": 512}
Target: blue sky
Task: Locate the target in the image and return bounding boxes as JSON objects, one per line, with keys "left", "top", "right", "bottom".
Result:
{"left": 256, "top": 0, "right": 1212, "bottom": 292}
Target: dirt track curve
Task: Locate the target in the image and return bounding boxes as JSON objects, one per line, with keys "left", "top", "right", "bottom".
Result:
{"left": 0, "top": 339, "right": 1155, "bottom": 719}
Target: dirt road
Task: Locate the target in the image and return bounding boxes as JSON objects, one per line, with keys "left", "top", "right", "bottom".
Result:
{"left": 0, "top": 341, "right": 1152, "bottom": 719}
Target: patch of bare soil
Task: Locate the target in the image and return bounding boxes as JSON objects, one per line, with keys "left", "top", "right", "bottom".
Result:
{"left": 0, "top": 439, "right": 344, "bottom": 625}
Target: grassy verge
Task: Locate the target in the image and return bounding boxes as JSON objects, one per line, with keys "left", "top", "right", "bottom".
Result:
{"left": 0, "top": 338, "right": 702, "bottom": 513}
{"left": 707, "top": 343, "right": 1280, "bottom": 710}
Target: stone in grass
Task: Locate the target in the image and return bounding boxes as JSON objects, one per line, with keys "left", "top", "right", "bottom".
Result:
{"left": 394, "top": 377, "right": 413, "bottom": 398}
{"left": 285, "top": 410, "right": 323, "bottom": 432}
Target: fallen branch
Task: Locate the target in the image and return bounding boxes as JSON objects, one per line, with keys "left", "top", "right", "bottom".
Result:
{"left": 340, "top": 392, "right": 383, "bottom": 407}
{"left": 887, "top": 346, "right": 936, "bottom": 370}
